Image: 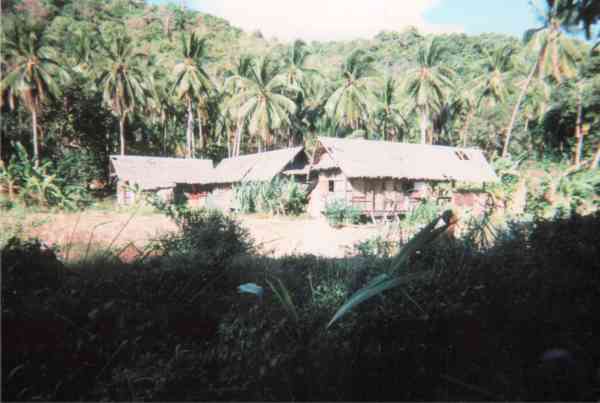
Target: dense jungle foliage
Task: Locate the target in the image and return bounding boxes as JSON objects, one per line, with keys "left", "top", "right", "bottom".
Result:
{"left": 1, "top": 0, "right": 599, "bottom": 188}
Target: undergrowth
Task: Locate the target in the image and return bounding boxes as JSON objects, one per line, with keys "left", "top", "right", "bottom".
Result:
{"left": 2, "top": 208, "right": 600, "bottom": 401}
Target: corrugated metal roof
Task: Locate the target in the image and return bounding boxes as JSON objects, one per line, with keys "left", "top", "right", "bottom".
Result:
{"left": 211, "top": 147, "right": 305, "bottom": 184}
{"left": 110, "top": 155, "right": 214, "bottom": 190}
{"left": 316, "top": 137, "right": 499, "bottom": 183}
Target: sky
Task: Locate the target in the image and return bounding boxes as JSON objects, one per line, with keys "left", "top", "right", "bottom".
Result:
{"left": 151, "top": 0, "right": 542, "bottom": 42}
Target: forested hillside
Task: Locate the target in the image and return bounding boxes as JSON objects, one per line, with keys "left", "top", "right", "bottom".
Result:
{"left": 1, "top": 0, "right": 599, "bottom": 187}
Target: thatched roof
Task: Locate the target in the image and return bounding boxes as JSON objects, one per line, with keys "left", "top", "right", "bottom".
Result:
{"left": 211, "top": 147, "right": 305, "bottom": 184}
{"left": 315, "top": 137, "right": 499, "bottom": 183}
{"left": 110, "top": 155, "right": 214, "bottom": 190}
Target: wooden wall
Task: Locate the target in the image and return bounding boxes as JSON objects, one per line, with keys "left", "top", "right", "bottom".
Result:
{"left": 116, "top": 181, "right": 173, "bottom": 206}
{"left": 307, "top": 171, "right": 428, "bottom": 217}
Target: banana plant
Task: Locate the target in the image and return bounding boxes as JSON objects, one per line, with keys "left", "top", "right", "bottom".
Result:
{"left": 0, "top": 160, "right": 20, "bottom": 202}
{"left": 19, "top": 162, "right": 62, "bottom": 208}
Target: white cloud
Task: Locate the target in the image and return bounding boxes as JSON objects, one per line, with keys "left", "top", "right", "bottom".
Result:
{"left": 187, "top": 0, "right": 464, "bottom": 42}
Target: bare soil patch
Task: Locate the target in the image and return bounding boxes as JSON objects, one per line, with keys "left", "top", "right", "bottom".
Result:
{"left": 11, "top": 211, "right": 382, "bottom": 258}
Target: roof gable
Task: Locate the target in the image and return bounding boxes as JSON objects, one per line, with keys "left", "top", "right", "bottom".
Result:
{"left": 212, "top": 147, "right": 305, "bottom": 184}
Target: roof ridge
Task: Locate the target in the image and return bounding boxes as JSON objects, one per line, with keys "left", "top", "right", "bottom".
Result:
{"left": 318, "top": 136, "right": 484, "bottom": 152}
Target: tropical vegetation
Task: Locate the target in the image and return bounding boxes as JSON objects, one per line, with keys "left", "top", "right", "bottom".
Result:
{"left": 2, "top": 0, "right": 598, "bottom": 177}
{"left": 2, "top": 1, "right": 600, "bottom": 400}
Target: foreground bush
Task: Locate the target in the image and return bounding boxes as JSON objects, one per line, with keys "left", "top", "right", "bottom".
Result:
{"left": 2, "top": 212, "right": 600, "bottom": 401}
{"left": 149, "top": 202, "right": 254, "bottom": 270}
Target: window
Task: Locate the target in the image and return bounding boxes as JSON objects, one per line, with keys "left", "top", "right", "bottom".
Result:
{"left": 328, "top": 180, "right": 335, "bottom": 192}
{"left": 454, "top": 151, "right": 470, "bottom": 161}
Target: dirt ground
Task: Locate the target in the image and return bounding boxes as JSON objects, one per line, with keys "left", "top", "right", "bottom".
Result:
{"left": 11, "top": 211, "right": 383, "bottom": 259}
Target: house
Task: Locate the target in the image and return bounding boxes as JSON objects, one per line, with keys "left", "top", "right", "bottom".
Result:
{"left": 176, "top": 146, "right": 308, "bottom": 210}
{"left": 307, "top": 137, "right": 499, "bottom": 218}
{"left": 109, "top": 155, "right": 214, "bottom": 205}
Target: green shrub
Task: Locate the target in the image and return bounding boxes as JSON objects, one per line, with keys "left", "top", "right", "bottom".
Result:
{"left": 1, "top": 237, "right": 65, "bottom": 292}
{"left": 0, "top": 195, "right": 15, "bottom": 210}
{"left": 355, "top": 235, "right": 397, "bottom": 257}
{"left": 150, "top": 201, "right": 254, "bottom": 270}
{"left": 323, "top": 199, "right": 361, "bottom": 226}
{"left": 400, "top": 199, "right": 440, "bottom": 232}
{"left": 233, "top": 177, "right": 308, "bottom": 215}
{"left": 557, "top": 168, "right": 600, "bottom": 210}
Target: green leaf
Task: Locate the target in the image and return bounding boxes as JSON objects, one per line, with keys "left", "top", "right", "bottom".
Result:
{"left": 267, "top": 277, "right": 299, "bottom": 323}
{"left": 327, "top": 270, "right": 432, "bottom": 328}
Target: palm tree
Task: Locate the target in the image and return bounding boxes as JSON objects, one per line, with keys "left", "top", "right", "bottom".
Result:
{"left": 1, "top": 23, "right": 69, "bottom": 166}
{"left": 570, "top": 75, "right": 594, "bottom": 166}
{"left": 173, "top": 33, "right": 214, "bottom": 158}
{"left": 227, "top": 56, "right": 299, "bottom": 152}
{"left": 211, "top": 83, "right": 236, "bottom": 157}
{"left": 280, "top": 40, "right": 317, "bottom": 93}
{"left": 503, "top": 0, "right": 581, "bottom": 156}
{"left": 280, "top": 40, "right": 320, "bottom": 145}
{"left": 223, "top": 55, "right": 255, "bottom": 156}
{"left": 97, "top": 34, "right": 147, "bottom": 156}
{"left": 372, "top": 77, "right": 406, "bottom": 141}
{"left": 67, "top": 29, "right": 97, "bottom": 77}
{"left": 528, "top": 1, "right": 581, "bottom": 84}
{"left": 146, "top": 72, "right": 176, "bottom": 155}
{"left": 453, "top": 84, "right": 478, "bottom": 147}
{"left": 476, "top": 45, "right": 515, "bottom": 109}
{"left": 404, "top": 38, "right": 455, "bottom": 144}
{"left": 325, "top": 49, "right": 378, "bottom": 133}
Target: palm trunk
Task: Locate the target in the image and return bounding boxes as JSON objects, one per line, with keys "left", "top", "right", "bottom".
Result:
{"left": 574, "top": 84, "right": 584, "bottom": 167}
{"left": 32, "top": 109, "right": 39, "bottom": 166}
{"left": 227, "top": 130, "right": 232, "bottom": 157}
{"left": 8, "top": 181, "right": 15, "bottom": 202}
{"left": 419, "top": 108, "right": 428, "bottom": 144}
{"left": 460, "top": 109, "right": 475, "bottom": 147}
{"left": 197, "top": 109, "right": 205, "bottom": 152}
{"left": 503, "top": 60, "right": 538, "bottom": 157}
{"left": 591, "top": 144, "right": 600, "bottom": 170}
{"left": 162, "top": 119, "right": 168, "bottom": 156}
{"left": 105, "top": 129, "right": 110, "bottom": 159}
{"left": 233, "top": 128, "right": 238, "bottom": 157}
{"left": 191, "top": 127, "right": 195, "bottom": 158}
{"left": 186, "top": 98, "right": 193, "bottom": 158}
{"left": 235, "top": 120, "right": 242, "bottom": 157}
{"left": 119, "top": 115, "right": 126, "bottom": 156}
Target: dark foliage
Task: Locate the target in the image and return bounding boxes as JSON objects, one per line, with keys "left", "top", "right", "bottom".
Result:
{"left": 149, "top": 202, "right": 254, "bottom": 269}
{"left": 2, "top": 212, "right": 600, "bottom": 401}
